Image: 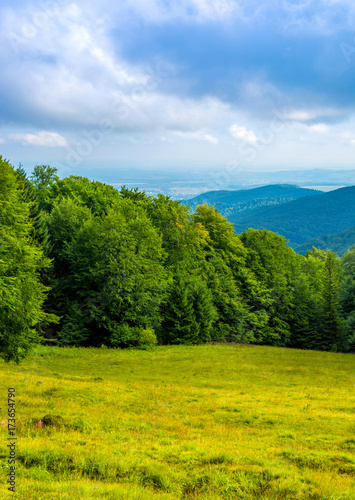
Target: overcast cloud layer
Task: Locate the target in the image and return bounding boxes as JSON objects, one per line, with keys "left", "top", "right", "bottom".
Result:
{"left": 1, "top": 0, "right": 355, "bottom": 173}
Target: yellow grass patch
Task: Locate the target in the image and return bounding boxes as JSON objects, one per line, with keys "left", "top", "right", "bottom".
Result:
{"left": 0, "top": 344, "right": 354, "bottom": 499}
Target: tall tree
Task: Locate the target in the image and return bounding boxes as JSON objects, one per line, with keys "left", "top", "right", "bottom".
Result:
{"left": 319, "top": 251, "right": 346, "bottom": 351}
{"left": 160, "top": 274, "right": 217, "bottom": 345}
{"left": 191, "top": 279, "right": 217, "bottom": 342}
{"left": 16, "top": 165, "right": 52, "bottom": 258}
{"left": 340, "top": 247, "right": 355, "bottom": 314}
{"left": 240, "top": 229, "right": 298, "bottom": 346}
{"left": 0, "top": 157, "right": 57, "bottom": 362}
{"left": 340, "top": 247, "right": 355, "bottom": 351}
{"left": 160, "top": 272, "right": 200, "bottom": 345}
{"left": 30, "top": 164, "right": 59, "bottom": 212}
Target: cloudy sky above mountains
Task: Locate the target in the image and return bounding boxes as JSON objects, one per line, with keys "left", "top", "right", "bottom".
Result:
{"left": 1, "top": 0, "right": 355, "bottom": 174}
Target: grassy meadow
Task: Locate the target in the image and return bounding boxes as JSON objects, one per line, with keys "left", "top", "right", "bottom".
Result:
{"left": 0, "top": 344, "right": 354, "bottom": 499}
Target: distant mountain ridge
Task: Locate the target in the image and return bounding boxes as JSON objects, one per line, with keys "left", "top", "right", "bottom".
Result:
{"left": 186, "top": 184, "right": 321, "bottom": 219}
{"left": 296, "top": 226, "right": 355, "bottom": 256}
{"left": 230, "top": 186, "right": 355, "bottom": 248}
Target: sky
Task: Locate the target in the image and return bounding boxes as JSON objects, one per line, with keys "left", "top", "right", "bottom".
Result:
{"left": 1, "top": 0, "right": 355, "bottom": 177}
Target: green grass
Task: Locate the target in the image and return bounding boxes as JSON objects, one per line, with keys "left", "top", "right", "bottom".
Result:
{"left": 0, "top": 344, "right": 354, "bottom": 499}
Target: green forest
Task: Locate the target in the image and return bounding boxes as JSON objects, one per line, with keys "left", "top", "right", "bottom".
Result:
{"left": 296, "top": 225, "right": 355, "bottom": 256}
{"left": 186, "top": 184, "right": 321, "bottom": 219}
{"left": 231, "top": 185, "right": 355, "bottom": 247}
{"left": 1, "top": 156, "right": 355, "bottom": 362}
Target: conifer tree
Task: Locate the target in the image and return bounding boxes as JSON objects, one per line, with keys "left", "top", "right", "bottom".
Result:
{"left": 340, "top": 247, "right": 355, "bottom": 350}
{"left": 290, "top": 273, "right": 322, "bottom": 349}
{"left": 191, "top": 279, "right": 217, "bottom": 342}
{"left": 0, "top": 157, "right": 58, "bottom": 361}
{"left": 160, "top": 273, "right": 199, "bottom": 344}
{"left": 16, "top": 165, "right": 52, "bottom": 256}
{"left": 319, "top": 251, "right": 347, "bottom": 351}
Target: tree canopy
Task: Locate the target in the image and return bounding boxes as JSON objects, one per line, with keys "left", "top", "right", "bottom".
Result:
{"left": 1, "top": 161, "right": 353, "bottom": 360}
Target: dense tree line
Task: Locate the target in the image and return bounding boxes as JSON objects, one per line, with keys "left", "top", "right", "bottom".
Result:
{"left": 1, "top": 157, "right": 354, "bottom": 361}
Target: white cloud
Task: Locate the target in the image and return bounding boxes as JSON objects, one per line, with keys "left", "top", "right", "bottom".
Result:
{"left": 307, "top": 123, "right": 329, "bottom": 133}
{"left": 0, "top": 137, "right": 5, "bottom": 144}
{"left": 10, "top": 131, "right": 68, "bottom": 147}
{"left": 294, "top": 122, "right": 330, "bottom": 134}
{"left": 123, "top": 0, "right": 240, "bottom": 23}
{"left": 203, "top": 134, "right": 219, "bottom": 144}
{"left": 285, "top": 110, "right": 315, "bottom": 121}
{"left": 280, "top": 0, "right": 355, "bottom": 33}
{"left": 1, "top": 0, "right": 355, "bottom": 168}
{"left": 284, "top": 107, "right": 343, "bottom": 122}
{"left": 230, "top": 124, "right": 258, "bottom": 143}
{"left": 335, "top": 130, "right": 355, "bottom": 147}
{"left": 121, "top": 0, "right": 354, "bottom": 29}
{"left": 0, "top": 21, "right": 234, "bottom": 137}
{"left": 3, "top": 2, "right": 231, "bottom": 138}
{"left": 173, "top": 130, "right": 220, "bottom": 144}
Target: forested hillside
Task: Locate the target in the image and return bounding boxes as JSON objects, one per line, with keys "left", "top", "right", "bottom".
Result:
{"left": 296, "top": 226, "right": 355, "bottom": 256}
{"left": 1, "top": 158, "right": 354, "bottom": 361}
{"left": 231, "top": 186, "right": 355, "bottom": 247}
{"left": 186, "top": 184, "right": 320, "bottom": 218}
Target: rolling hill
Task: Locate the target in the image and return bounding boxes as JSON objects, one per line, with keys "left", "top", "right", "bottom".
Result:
{"left": 296, "top": 225, "right": 355, "bottom": 256}
{"left": 186, "top": 184, "right": 321, "bottom": 218}
{"left": 230, "top": 186, "right": 355, "bottom": 247}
